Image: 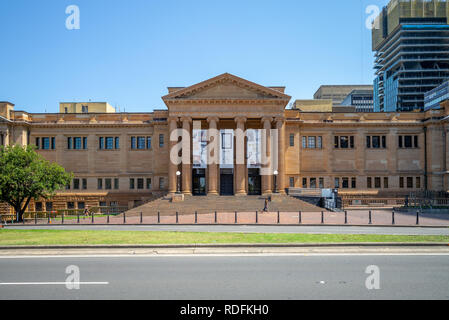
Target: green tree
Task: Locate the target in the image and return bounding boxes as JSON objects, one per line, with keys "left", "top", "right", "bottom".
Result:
{"left": 0, "top": 145, "right": 72, "bottom": 222}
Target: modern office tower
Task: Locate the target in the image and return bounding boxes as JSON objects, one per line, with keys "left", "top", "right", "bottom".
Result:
{"left": 424, "top": 79, "right": 449, "bottom": 110}
{"left": 313, "top": 85, "right": 374, "bottom": 106}
{"left": 373, "top": 0, "right": 449, "bottom": 112}
{"left": 340, "top": 89, "right": 375, "bottom": 112}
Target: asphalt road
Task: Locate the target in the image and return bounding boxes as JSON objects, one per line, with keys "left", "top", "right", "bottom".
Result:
{"left": 1, "top": 254, "right": 448, "bottom": 300}
{"left": 5, "top": 225, "right": 449, "bottom": 235}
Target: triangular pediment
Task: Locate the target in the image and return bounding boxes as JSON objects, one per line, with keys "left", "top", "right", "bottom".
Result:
{"left": 162, "top": 73, "right": 291, "bottom": 101}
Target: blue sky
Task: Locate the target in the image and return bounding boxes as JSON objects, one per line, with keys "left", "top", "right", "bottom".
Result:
{"left": 0, "top": 0, "right": 390, "bottom": 113}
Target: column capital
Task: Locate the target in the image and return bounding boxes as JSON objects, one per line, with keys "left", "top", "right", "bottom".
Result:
{"left": 168, "top": 117, "right": 179, "bottom": 123}
{"left": 207, "top": 116, "right": 220, "bottom": 124}
{"left": 180, "top": 116, "right": 192, "bottom": 123}
{"left": 234, "top": 116, "right": 247, "bottom": 124}
{"left": 261, "top": 117, "right": 273, "bottom": 124}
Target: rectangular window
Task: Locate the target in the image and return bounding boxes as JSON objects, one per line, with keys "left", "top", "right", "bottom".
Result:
{"left": 416, "top": 177, "right": 421, "bottom": 189}
{"left": 130, "top": 178, "right": 135, "bottom": 190}
{"left": 334, "top": 136, "right": 339, "bottom": 148}
{"left": 115, "top": 137, "right": 120, "bottom": 150}
{"left": 290, "top": 177, "right": 295, "bottom": 188}
{"left": 407, "top": 177, "right": 414, "bottom": 189}
{"left": 137, "top": 137, "right": 146, "bottom": 150}
{"left": 77, "top": 202, "right": 85, "bottom": 210}
{"left": 159, "top": 134, "right": 164, "bottom": 148}
{"left": 67, "top": 137, "right": 72, "bottom": 150}
{"left": 73, "top": 179, "right": 80, "bottom": 190}
{"left": 400, "top": 177, "right": 404, "bottom": 189}
{"left": 414, "top": 136, "right": 419, "bottom": 148}
{"left": 83, "top": 137, "right": 87, "bottom": 149}
{"left": 99, "top": 202, "right": 107, "bottom": 207}
{"left": 105, "top": 137, "right": 114, "bottom": 150}
{"left": 137, "top": 178, "right": 144, "bottom": 190}
{"left": 99, "top": 137, "right": 104, "bottom": 150}
{"left": 147, "top": 137, "right": 152, "bottom": 150}
{"left": 67, "top": 202, "right": 75, "bottom": 210}
{"left": 35, "top": 202, "right": 43, "bottom": 212}
{"left": 35, "top": 137, "right": 40, "bottom": 149}
{"left": 367, "top": 177, "right": 372, "bottom": 189}
{"left": 159, "top": 178, "right": 165, "bottom": 189}
{"left": 335, "top": 136, "right": 355, "bottom": 149}
{"left": 319, "top": 178, "right": 324, "bottom": 189}
{"left": 384, "top": 177, "right": 389, "bottom": 189}
{"left": 342, "top": 177, "right": 349, "bottom": 189}
{"left": 372, "top": 136, "right": 380, "bottom": 149}
{"left": 289, "top": 134, "right": 294, "bottom": 147}
{"left": 308, "top": 137, "right": 316, "bottom": 149}
{"left": 310, "top": 178, "right": 317, "bottom": 189}
{"left": 46, "top": 202, "right": 53, "bottom": 212}
{"left": 351, "top": 177, "right": 356, "bottom": 189}
{"left": 375, "top": 177, "right": 381, "bottom": 189}
{"left": 404, "top": 136, "right": 412, "bottom": 148}
{"left": 302, "top": 137, "right": 307, "bottom": 149}
{"left": 74, "top": 137, "right": 82, "bottom": 150}
{"left": 97, "top": 178, "right": 103, "bottom": 190}
{"left": 105, "top": 178, "right": 112, "bottom": 190}
{"left": 146, "top": 178, "right": 152, "bottom": 190}
{"left": 366, "top": 136, "right": 371, "bottom": 148}
{"left": 317, "top": 136, "right": 322, "bottom": 149}
{"left": 382, "top": 136, "right": 386, "bottom": 148}
{"left": 398, "top": 136, "right": 403, "bottom": 148}
{"left": 340, "top": 136, "right": 349, "bottom": 148}
{"left": 82, "top": 178, "right": 87, "bottom": 190}
{"left": 302, "top": 178, "right": 307, "bottom": 188}
{"left": 131, "top": 137, "right": 136, "bottom": 150}
{"left": 114, "top": 178, "right": 119, "bottom": 190}
{"left": 334, "top": 178, "right": 340, "bottom": 189}
{"left": 42, "top": 137, "right": 50, "bottom": 150}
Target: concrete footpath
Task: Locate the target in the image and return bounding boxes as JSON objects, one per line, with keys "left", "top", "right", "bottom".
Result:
{"left": 1, "top": 243, "right": 448, "bottom": 256}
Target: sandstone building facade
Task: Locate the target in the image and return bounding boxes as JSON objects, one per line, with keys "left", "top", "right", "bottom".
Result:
{"left": 1, "top": 73, "right": 448, "bottom": 212}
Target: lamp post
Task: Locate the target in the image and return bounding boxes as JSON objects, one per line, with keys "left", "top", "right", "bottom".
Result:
{"left": 176, "top": 171, "right": 181, "bottom": 194}
{"left": 273, "top": 170, "right": 279, "bottom": 193}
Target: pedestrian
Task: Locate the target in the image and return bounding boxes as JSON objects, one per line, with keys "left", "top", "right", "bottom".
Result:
{"left": 263, "top": 198, "right": 269, "bottom": 212}
{"left": 84, "top": 206, "right": 90, "bottom": 217}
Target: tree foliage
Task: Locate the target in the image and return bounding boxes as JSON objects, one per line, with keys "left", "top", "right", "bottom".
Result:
{"left": 0, "top": 145, "right": 72, "bottom": 221}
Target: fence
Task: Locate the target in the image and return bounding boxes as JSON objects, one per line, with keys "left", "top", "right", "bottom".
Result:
{"left": 2, "top": 209, "right": 448, "bottom": 227}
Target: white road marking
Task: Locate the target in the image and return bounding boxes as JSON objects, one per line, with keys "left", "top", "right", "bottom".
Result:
{"left": 0, "top": 282, "right": 109, "bottom": 285}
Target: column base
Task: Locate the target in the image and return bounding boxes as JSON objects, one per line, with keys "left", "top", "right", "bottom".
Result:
{"left": 207, "top": 191, "right": 219, "bottom": 196}
{"left": 235, "top": 192, "right": 247, "bottom": 197}
{"left": 171, "top": 194, "right": 185, "bottom": 202}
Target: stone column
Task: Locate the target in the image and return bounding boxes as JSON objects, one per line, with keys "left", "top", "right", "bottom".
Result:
{"left": 168, "top": 118, "right": 179, "bottom": 194}
{"left": 235, "top": 117, "right": 247, "bottom": 196}
{"left": 261, "top": 117, "right": 273, "bottom": 195}
{"left": 181, "top": 117, "right": 192, "bottom": 195}
{"left": 207, "top": 117, "right": 219, "bottom": 195}
{"left": 276, "top": 118, "right": 286, "bottom": 194}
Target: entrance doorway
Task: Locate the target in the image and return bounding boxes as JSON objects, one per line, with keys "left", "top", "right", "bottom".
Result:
{"left": 220, "top": 169, "right": 234, "bottom": 196}
{"left": 248, "top": 168, "right": 262, "bottom": 195}
{"left": 192, "top": 169, "right": 206, "bottom": 196}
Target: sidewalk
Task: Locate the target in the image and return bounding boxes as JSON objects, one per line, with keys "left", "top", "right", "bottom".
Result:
{"left": 14, "top": 210, "right": 449, "bottom": 227}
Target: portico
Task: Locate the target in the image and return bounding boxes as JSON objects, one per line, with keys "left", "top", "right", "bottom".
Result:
{"left": 162, "top": 73, "right": 290, "bottom": 197}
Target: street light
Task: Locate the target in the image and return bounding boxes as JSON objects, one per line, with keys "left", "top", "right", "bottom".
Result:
{"left": 176, "top": 171, "right": 181, "bottom": 194}
{"left": 273, "top": 170, "right": 279, "bottom": 193}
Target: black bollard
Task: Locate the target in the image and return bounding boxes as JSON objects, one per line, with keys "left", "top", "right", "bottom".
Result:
{"left": 176, "top": 212, "right": 179, "bottom": 224}
{"left": 344, "top": 210, "right": 348, "bottom": 224}
{"left": 299, "top": 211, "right": 302, "bottom": 224}
{"left": 140, "top": 212, "right": 143, "bottom": 224}
{"left": 277, "top": 211, "right": 280, "bottom": 224}
{"left": 416, "top": 210, "right": 420, "bottom": 225}
{"left": 158, "top": 212, "right": 160, "bottom": 224}
{"left": 107, "top": 214, "right": 110, "bottom": 224}
{"left": 35, "top": 213, "right": 37, "bottom": 225}
{"left": 235, "top": 211, "right": 237, "bottom": 224}
{"left": 77, "top": 212, "right": 80, "bottom": 224}
{"left": 92, "top": 212, "right": 94, "bottom": 224}
{"left": 215, "top": 211, "right": 217, "bottom": 224}
{"left": 123, "top": 212, "right": 126, "bottom": 224}
{"left": 256, "top": 211, "right": 258, "bottom": 224}
{"left": 392, "top": 210, "right": 395, "bottom": 225}
{"left": 195, "top": 211, "right": 198, "bottom": 224}
{"left": 62, "top": 213, "right": 64, "bottom": 225}
{"left": 369, "top": 210, "right": 372, "bottom": 225}
{"left": 321, "top": 211, "right": 324, "bottom": 224}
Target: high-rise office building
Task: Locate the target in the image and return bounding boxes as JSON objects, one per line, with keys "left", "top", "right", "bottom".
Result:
{"left": 313, "top": 85, "right": 373, "bottom": 105}
{"left": 373, "top": 0, "right": 449, "bottom": 112}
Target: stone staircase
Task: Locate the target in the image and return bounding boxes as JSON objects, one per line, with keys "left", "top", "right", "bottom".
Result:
{"left": 125, "top": 194, "right": 323, "bottom": 217}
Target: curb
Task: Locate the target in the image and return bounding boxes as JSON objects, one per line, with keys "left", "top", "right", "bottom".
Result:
{"left": 0, "top": 243, "right": 448, "bottom": 250}
{"left": 3, "top": 224, "right": 449, "bottom": 229}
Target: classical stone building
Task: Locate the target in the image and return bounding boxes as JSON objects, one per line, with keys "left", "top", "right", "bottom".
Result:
{"left": 1, "top": 73, "right": 448, "bottom": 212}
